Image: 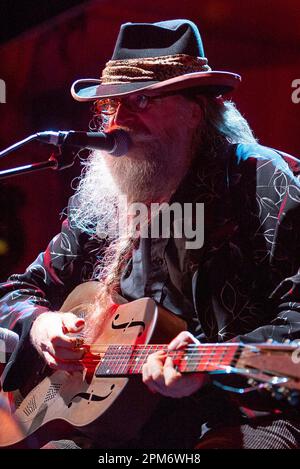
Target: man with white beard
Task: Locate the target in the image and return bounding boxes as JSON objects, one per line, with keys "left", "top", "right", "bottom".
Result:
{"left": 1, "top": 19, "right": 300, "bottom": 449}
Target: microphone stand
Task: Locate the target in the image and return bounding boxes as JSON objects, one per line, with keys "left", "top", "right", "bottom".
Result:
{"left": 0, "top": 133, "right": 77, "bottom": 180}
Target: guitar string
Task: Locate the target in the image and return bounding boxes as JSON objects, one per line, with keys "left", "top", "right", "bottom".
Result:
{"left": 81, "top": 352, "right": 240, "bottom": 359}
{"left": 84, "top": 346, "right": 241, "bottom": 353}
{"left": 76, "top": 344, "right": 243, "bottom": 371}
{"left": 80, "top": 349, "right": 240, "bottom": 359}
{"left": 81, "top": 347, "right": 240, "bottom": 359}
{"left": 82, "top": 362, "right": 239, "bottom": 374}
{"left": 81, "top": 356, "right": 239, "bottom": 367}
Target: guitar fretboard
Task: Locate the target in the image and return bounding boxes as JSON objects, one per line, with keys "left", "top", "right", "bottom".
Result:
{"left": 95, "top": 343, "right": 242, "bottom": 377}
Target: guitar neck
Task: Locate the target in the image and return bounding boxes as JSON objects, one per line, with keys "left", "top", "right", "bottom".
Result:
{"left": 93, "top": 343, "right": 242, "bottom": 377}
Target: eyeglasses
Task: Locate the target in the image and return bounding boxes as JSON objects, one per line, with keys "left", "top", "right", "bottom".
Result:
{"left": 95, "top": 91, "right": 193, "bottom": 118}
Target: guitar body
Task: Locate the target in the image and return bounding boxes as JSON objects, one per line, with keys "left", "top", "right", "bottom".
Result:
{"left": 0, "top": 282, "right": 186, "bottom": 448}
{"left": 2, "top": 283, "right": 300, "bottom": 449}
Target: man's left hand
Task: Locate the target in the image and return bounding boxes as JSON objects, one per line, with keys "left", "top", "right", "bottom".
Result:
{"left": 142, "top": 331, "right": 209, "bottom": 398}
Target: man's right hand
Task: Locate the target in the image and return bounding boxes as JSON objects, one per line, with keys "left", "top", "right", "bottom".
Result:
{"left": 30, "top": 312, "right": 85, "bottom": 372}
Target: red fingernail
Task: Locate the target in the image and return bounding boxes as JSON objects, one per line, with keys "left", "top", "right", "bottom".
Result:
{"left": 76, "top": 319, "right": 85, "bottom": 327}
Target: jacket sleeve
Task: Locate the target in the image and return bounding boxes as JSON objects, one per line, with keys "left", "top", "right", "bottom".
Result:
{"left": 0, "top": 197, "right": 95, "bottom": 390}
{"left": 235, "top": 271, "right": 300, "bottom": 344}
{"left": 233, "top": 146, "right": 300, "bottom": 344}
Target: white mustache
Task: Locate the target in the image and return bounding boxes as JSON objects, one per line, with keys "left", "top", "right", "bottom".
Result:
{"left": 131, "top": 134, "right": 155, "bottom": 144}
{"left": 115, "top": 128, "right": 153, "bottom": 144}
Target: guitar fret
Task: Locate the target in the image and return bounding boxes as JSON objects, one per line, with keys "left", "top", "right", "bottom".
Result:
{"left": 131, "top": 346, "right": 141, "bottom": 374}
{"left": 205, "top": 345, "right": 215, "bottom": 372}
{"left": 177, "top": 345, "right": 239, "bottom": 372}
{"left": 130, "top": 345, "right": 146, "bottom": 374}
{"left": 183, "top": 348, "right": 195, "bottom": 372}
{"left": 111, "top": 345, "right": 118, "bottom": 374}
{"left": 120, "top": 346, "right": 133, "bottom": 374}
{"left": 213, "top": 346, "right": 226, "bottom": 371}
{"left": 115, "top": 345, "right": 125, "bottom": 374}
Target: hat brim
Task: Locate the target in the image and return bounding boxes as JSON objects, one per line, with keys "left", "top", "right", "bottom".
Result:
{"left": 71, "top": 71, "right": 241, "bottom": 101}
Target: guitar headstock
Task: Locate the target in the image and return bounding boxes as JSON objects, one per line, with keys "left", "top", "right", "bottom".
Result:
{"left": 233, "top": 340, "right": 300, "bottom": 404}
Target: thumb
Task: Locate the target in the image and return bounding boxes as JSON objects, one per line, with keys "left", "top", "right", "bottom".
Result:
{"left": 62, "top": 313, "right": 85, "bottom": 333}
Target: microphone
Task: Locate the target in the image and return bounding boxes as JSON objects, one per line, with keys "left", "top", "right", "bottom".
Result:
{"left": 0, "top": 328, "right": 19, "bottom": 362}
{"left": 35, "top": 129, "right": 130, "bottom": 157}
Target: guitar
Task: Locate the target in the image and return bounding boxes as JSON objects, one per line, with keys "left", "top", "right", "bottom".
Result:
{"left": 1, "top": 281, "right": 300, "bottom": 448}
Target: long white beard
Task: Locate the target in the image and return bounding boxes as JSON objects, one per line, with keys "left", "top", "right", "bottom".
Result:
{"left": 71, "top": 123, "right": 199, "bottom": 242}
{"left": 104, "top": 148, "right": 177, "bottom": 204}
{"left": 73, "top": 145, "right": 181, "bottom": 232}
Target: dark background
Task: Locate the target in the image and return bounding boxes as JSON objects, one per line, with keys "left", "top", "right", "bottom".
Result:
{"left": 0, "top": 1, "right": 89, "bottom": 43}
{"left": 0, "top": 0, "right": 300, "bottom": 279}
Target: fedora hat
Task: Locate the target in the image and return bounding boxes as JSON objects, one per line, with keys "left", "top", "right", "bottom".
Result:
{"left": 71, "top": 19, "right": 241, "bottom": 101}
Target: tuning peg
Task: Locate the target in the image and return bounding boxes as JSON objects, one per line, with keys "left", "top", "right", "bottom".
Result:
{"left": 263, "top": 384, "right": 273, "bottom": 392}
{"left": 272, "top": 390, "right": 284, "bottom": 401}
{"left": 247, "top": 378, "right": 256, "bottom": 386}
{"left": 278, "top": 386, "right": 290, "bottom": 396}
{"left": 287, "top": 392, "right": 300, "bottom": 406}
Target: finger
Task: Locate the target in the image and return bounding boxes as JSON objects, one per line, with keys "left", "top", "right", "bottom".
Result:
{"left": 62, "top": 313, "right": 85, "bottom": 334}
{"left": 142, "top": 353, "right": 167, "bottom": 394}
{"left": 51, "top": 334, "right": 83, "bottom": 350}
{"left": 163, "top": 356, "right": 182, "bottom": 387}
{"left": 146, "top": 350, "right": 167, "bottom": 365}
{"left": 43, "top": 351, "right": 84, "bottom": 372}
{"left": 41, "top": 336, "right": 85, "bottom": 360}
{"left": 146, "top": 351, "right": 167, "bottom": 382}
{"left": 54, "top": 347, "right": 85, "bottom": 361}
{"left": 168, "top": 331, "right": 200, "bottom": 351}
{"left": 43, "top": 350, "right": 58, "bottom": 368}
{"left": 142, "top": 363, "right": 157, "bottom": 394}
